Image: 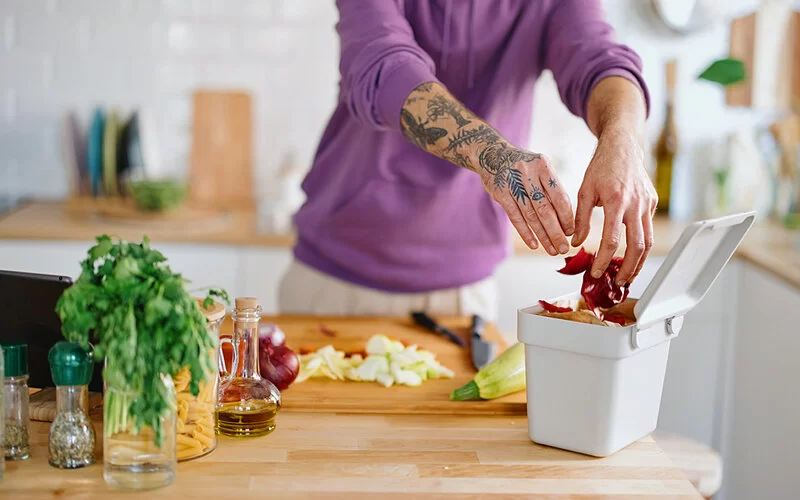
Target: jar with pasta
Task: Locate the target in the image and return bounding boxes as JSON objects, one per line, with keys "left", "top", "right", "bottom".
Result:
{"left": 173, "top": 298, "right": 225, "bottom": 461}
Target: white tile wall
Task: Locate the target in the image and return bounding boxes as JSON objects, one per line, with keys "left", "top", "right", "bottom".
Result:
{"left": 0, "top": 0, "right": 340, "bottom": 199}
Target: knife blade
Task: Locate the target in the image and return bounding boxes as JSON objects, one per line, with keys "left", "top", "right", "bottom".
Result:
{"left": 470, "top": 314, "right": 497, "bottom": 370}
{"left": 410, "top": 311, "right": 466, "bottom": 347}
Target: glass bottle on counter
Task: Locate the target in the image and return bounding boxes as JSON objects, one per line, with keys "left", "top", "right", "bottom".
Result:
{"left": 3, "top": 343, "right": 30, "bottom": 461}
{"left": 47, "top": 341, "right": 96, "bottom": 469}
{"left": 103, "top": 374, "right": 177, "bottom": 491}
{"left": 216, "top": 297, "right": 281, "bottom": 437}
{"left": 654, "top": 59, "right": 679, "bottom": 215}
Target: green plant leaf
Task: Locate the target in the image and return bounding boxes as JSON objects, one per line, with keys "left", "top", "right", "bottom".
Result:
{"left": 698, "top": 58, "right": 746, "bottom": 86}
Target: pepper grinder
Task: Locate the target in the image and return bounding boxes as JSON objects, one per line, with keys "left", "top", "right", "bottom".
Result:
{"left": 2, "top": 343, "right": 30, "bottom": 460}
{"left": 47, "top": 341, "right": 96, "bottom": 469}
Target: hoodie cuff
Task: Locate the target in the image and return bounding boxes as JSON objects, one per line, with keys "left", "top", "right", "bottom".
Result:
{"left": 377, "top": 58, "right": 440, "bottom": 129}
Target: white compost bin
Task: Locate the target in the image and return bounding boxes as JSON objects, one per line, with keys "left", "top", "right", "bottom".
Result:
{"left": 517, "top": 212, "right": 755, "bottom": 457}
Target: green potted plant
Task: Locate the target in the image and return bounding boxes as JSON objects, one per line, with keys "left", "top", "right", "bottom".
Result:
{"left": 56, "top": 235, "right": 226, "bottom": 491}
{"left": 697, "top": 57, "right": 747, "bottom": 215}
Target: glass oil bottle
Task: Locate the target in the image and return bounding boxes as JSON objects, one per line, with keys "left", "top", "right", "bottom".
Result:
{"left": 216, "top": 297, "right": 280, "bottom": 437}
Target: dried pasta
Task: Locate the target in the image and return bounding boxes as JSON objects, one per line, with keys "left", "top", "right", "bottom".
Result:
{"left": 173, "top": 365, "right": 218, "bottom": 460}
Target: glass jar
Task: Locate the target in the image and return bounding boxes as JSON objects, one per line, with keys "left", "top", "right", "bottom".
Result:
{"left": 3, "top": 343, "right": 30, "bottom": 461}
{"left": 103, "top": 375, "right": 177, "bottom": 491}
{"left": 48, "top": 341, "right": 96, "bottom": 469}
{"left": 216, "top": 297, "right": 281, "bottom": 437}
{"left": 174, "top": 299, "right": 225, "bottom": 461}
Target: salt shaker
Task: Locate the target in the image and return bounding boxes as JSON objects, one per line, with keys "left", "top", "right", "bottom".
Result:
{"left": 47, "top": 341, "right": 96, "bottom": 469}
{"left": 3, "top": 343, "right": 30, "bottom": 460}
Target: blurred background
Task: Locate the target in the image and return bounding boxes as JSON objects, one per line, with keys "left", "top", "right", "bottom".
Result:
{"left": 2, "top": 1, "right": 800, "bottom": 498}
{"left": 0, "top": 0, "right": 797, "bottom": 221}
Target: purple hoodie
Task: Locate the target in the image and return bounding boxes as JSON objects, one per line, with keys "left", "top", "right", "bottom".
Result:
{"left": 293, "top": 0, "right": 649, "bottom": 293}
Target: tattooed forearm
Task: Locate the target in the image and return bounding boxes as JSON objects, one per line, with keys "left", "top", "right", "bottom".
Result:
{"left": 400, "top": 81, "right": 542, "bottom": 205}
{"left": 427, "top": 95, "right": 472, "bottom": 128}
{"left": 445, "top": 125, "right": 499, "bottom": 152}
{"left": 400, "top": 108, "right": 447, "bottom": 150}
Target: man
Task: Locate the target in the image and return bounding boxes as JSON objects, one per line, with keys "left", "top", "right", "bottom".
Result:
{"left": 279, "top": 0, "right": 656, "bottom": 321}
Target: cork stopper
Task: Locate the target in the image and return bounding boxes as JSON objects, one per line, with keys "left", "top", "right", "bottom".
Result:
{"left": 195, "top": 298, "right": 226, "bottom": 322}
{"left": 235, "top": 297, "right": 259, "bottom": 310}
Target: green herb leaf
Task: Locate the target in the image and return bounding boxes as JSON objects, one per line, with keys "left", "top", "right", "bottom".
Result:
{"left": 698, "top": 58, "right": 746, "bottom": 86}
{"left": 55, "top": 234, "right": 228, "bottom": 446}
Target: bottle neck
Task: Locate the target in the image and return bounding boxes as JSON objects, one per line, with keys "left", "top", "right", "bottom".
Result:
{"left": 56, "top": 385, "right": 89, "bottom": 413}
{"left": 232, "top": 307, "right": 262, "bottom": 379}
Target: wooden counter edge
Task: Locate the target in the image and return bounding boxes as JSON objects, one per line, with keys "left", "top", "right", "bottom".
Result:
{"left": 1, "top": 201, "right": 799, "bottom": 291}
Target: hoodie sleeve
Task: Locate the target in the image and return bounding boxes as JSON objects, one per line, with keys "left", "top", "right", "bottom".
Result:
{"left": 335, "top": 0, "right": 440, "bottom": 131}
{"left": 541, "top": 0, "right": 650, "bottom": 121}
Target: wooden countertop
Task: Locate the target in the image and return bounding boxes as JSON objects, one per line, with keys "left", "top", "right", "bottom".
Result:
{"left": 2, "top": 201, "right": 799, "bottom": 289}
{"left": 1, "top": 414, "right": 700, "bottom": 498}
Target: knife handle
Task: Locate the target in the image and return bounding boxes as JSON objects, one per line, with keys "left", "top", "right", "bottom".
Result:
{"left": 471, "top": 315, "right": 486, "bottom": 337}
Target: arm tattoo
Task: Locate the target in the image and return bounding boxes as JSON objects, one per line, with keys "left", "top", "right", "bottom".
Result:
{"left": 548, "top": 178, "right": 557, "bottom": 188}
{"left": 479, "top": 142, "right": 540, "bottom": 195}
{"left": 427, "top": 94, "right": 472, "bottom": 128}
{"left": 400, "top": 109, "right": 448, "bottom": 150}
{"left": 445, "top": 125, "right": 499, "bottom": 152}
{"left": 400, "top": 82, "right": 543, "bottom": 206}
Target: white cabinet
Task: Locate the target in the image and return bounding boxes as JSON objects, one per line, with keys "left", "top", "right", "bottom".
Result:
{"left": 0, "top": 240, "right": 90, "bottom": 278}
{"left": 238, "top": 248, "right": 293, "bottom": 314}
{"left": 0, "top": 239, "right": 294, "bottom": 314}
{"left": 656, "top": 264, "right": 737, "bottom": 448}
{"left": 720, "top": 263, "right": 800, "bottom": 500}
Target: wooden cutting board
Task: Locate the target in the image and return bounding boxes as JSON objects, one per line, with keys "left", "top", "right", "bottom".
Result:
{"left": 29, "top": 387, "right": 104, "bottom": 423}
{"left": 727, "top": 13, "right": 756, "bottom": 107}
{"left": 220, "top": 316, "right": 527, "bottom": 416}
{"left": 189, "top": 90, "right": 254, "bottom": 211}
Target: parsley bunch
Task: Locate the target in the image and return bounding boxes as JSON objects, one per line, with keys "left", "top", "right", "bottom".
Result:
{"left": 56, "top": 235, "right": 226, "bottom": 445}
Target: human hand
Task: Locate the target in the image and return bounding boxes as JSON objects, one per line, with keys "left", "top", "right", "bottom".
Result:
{"left": 478, "top": 143, "right": 574, "bottom": 256}
{"left": 571, "top": 127, "right": 657, "bottom": 284}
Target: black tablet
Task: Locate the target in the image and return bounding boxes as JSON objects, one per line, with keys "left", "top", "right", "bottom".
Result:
{"left": 0, "top": 270, "right": 103, "bottom": 391}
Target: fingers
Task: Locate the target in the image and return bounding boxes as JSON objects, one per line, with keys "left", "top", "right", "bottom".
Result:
{"left": 616, "top": 211, "right": 646, "bottom": 285}
{"left": 499, "top": 197, "right": 539, "bottom": 250}
{"left": 631, "top": 213, "right": 654, "bottom": 282}
{"left": 572, "top": 186, "right": 595, "bottom": 247}
{"left": 539, "top": 170, "right": 575, "bottom": 237}
{"left": 524, "top": 181, "right": 568, "bottom": 255}
{"left": 514, "top": 192, "right": 556, "bottom": 255}
{"left": 591, "top": 205, "right": 623, "bottom": 278}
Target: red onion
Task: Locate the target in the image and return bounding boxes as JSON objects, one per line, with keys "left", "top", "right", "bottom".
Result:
{"left": 556, "top": 247, "right": 629, "bottom": 316}
{"left": 259, "top": 342, "right": 299, "bottom": 390}
{"left": 258, "top": 323, "right": 286, "bottom": 347}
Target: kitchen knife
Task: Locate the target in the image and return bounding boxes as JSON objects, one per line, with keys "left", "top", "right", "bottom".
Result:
{"left": 470, "top": 314, "right": 497, "bottom": 370}
{"left": 410, "top": 312, "right": 466, "bottom": 347}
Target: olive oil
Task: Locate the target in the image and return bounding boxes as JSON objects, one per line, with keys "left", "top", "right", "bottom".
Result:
{"left": 654, "top": 59, "right": 678, "bottom": 215}
{"left": 216, "top": 400, "right": 279, "bottom": 437}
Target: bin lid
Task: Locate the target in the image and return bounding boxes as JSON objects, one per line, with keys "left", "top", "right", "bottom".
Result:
{"left": 634, "top": 212, "right": 756, "bottom": 331}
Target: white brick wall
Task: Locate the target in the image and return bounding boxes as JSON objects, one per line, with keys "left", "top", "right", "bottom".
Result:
{"left": 0, "top": 0, "right": 339, "bottom": 199}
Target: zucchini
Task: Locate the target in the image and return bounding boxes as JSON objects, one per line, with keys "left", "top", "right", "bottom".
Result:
{"left": 450, "top": 342, "right": 525, "bottom": 400}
